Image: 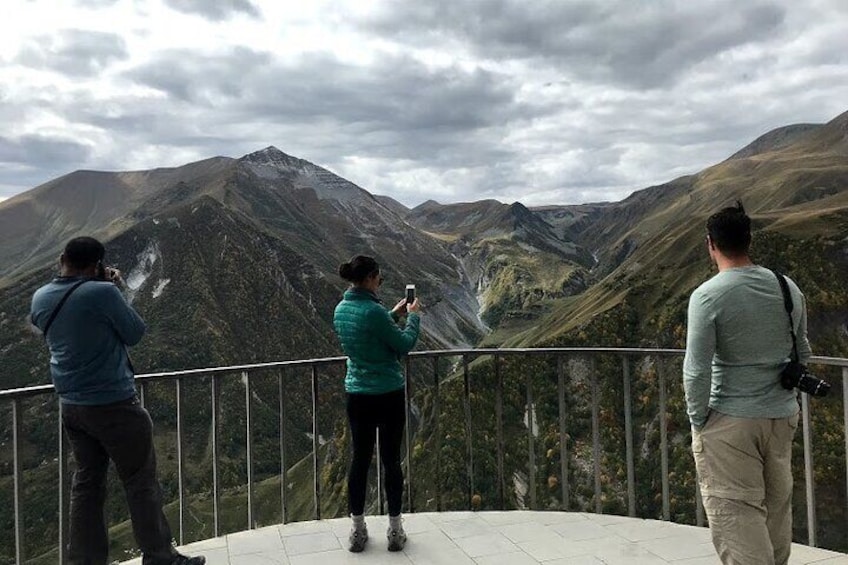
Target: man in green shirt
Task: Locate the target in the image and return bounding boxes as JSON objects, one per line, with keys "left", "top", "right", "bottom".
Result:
{"left": 683, "top": 202, "right": 810, "bottom": 565}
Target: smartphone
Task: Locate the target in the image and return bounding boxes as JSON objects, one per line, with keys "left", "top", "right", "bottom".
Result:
{"left": 406, "top": 284, "right": 415, "bottom": 304}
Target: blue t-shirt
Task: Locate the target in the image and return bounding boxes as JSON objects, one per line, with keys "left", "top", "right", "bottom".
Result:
{"left": 30, "top": 277, "right": 146, "bottom": 405}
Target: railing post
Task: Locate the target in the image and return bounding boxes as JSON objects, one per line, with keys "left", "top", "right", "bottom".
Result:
{"left": 278, "top": 372, "right": 288, "bottom": 524}
{"left": 557, "top": 356, "right": 569, "bottom": 510}
{"left": 58, "top": 400, "right": 69, "bottom": 564}
{"left": 844, "top": 366, "right": 848, "bottom": 535}
{"left": 495, "top": 355, "right": 505, "bottom": 510}
{"left": 376, "top": 428, "right": 384, "bottom": 515}
{"left": 801, "top": 392, "right": 817, "bottom": 546}
{"left": 244, "top": 371, "right": 255, "bottom": 529}
{"left": 433, "top": 357, "right": 442, "bottom": 512}
{"left": 462, "top": 354, "right": 475, "bottom": 509}
{"left": 6, "top": 348, "right": 848, "bottom": 560}
{"left": 526, "top": 364, "right": 537, "bottom": 510}
{"left": 211, "top": 375, "right": 221, "bottom": 537}
{"left": 622, "top": 356, "right": 635, "bottom": 517}
{"left": 404, "top": 357, "right": 414, "bottom": 513}
{"left": 658, "top": 358, "right": 670, "bottom": 521}
{"left": 176, "top": 378, "right": 186, "bottom": 544}
{"left": 590, "top": 357, "right": 602, "bottom": 514}
{"left": 12, "top": 399, "right": 24, "bottom": 564}
{"left": 311, "top": 365, "right": 320, "bottom": 520}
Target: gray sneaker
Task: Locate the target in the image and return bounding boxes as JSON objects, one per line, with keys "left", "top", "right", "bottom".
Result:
{"left": 348, "top": 524, "right": 368, "bottom": 553}
{"left": 387, "top": 525, "right": 407, "bottom": 552}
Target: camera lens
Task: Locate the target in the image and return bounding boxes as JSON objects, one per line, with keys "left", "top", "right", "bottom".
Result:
{"left": 797, "top": 373, "right": 831, "bottom": 398}
{"left": 812, "top": 379, "right": 831, "bottom": 398}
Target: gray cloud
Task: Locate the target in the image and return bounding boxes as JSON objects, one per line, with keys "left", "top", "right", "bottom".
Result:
{"left": 124, "top": 47, "right": 271, "bottom": 102}
{"left": 73, "top": 0, "right": 119, "bottom": 6}
{"left": 1, "top": 1, "right": 847, "bottom": 208}
{"left": 163, "top": 0, "right": 260, "bottom": 20}
{"left": 0, "top": 135, "right": 91, "bottom": 164}
{"left": 360, "top": 0, "right": 786, "bottom": 89}
{"left": 16, "top": 29, "right": 128, "bottom": 77}
{"left": 120, "top": 48, "right": 544, "bottom": 169}
{"left": 0, "top": 135, "right": 92, "bottom": 190}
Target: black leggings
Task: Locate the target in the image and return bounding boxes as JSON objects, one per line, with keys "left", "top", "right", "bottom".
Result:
{"left": 346, "top": 388, "right": 406, "bottom": 517}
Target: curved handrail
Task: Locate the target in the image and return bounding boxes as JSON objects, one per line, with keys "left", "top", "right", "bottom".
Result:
{"left": 1, "top": 347, "right": 846, "bottom": 563}
{"left": 1, "top": 348, "right": 845, "bottom": 400}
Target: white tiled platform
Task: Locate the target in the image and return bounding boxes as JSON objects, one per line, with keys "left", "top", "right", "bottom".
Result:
{"left": 124, "top": 511, "right": 848, "bottom": 565}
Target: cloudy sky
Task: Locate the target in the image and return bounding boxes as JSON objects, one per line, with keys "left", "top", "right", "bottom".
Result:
{"left": 0, "top": 0, "right": 846, "bottom": 207}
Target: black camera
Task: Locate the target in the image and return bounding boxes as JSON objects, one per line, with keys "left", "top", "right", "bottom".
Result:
{"left": 95, "top": 261, "right": 122, "bottom": 286}
{"left": 95, "top": 261, "right": 108, "bottom": 281}
{"left": 780, "top": 361, "right": 830, "bottom": 397}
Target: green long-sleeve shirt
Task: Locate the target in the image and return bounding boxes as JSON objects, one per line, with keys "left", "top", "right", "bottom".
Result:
{"left": 683, "top": 265, "right": 809, "bottom": 428}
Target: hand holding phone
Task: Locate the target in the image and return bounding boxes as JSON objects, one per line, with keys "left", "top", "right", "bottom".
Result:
{"left": 391, "top": 298, "right": 407, "bottom": 315}
{"left": 407, "top": 298, "right": 421, "bottom": 313}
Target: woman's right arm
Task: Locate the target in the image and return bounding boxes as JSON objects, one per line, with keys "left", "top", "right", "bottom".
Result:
{"left": 369, "top": 307, "right": 420, "bottom": 354}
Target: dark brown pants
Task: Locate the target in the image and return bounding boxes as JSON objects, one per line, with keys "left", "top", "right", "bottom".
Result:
{"left": 62, "top": 396, "right": 176, "bottom": 565}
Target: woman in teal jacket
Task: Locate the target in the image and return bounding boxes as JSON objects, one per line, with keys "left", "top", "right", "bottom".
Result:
{"left": 333, "top": 255, "right": 420, "bottom": 553}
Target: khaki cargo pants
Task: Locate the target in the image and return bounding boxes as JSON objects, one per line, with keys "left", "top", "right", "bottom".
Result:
{"left": 692, "top": 411, "right": 799, "bottom": 565}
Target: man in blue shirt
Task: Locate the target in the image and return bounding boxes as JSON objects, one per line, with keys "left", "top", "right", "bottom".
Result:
{"left": 31, "top": 237, "right": 204, "bottom": 565}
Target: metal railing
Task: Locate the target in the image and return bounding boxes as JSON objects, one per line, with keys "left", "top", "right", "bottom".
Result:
{"left": 1, "top": 348, "right": 847, "bottom": 563}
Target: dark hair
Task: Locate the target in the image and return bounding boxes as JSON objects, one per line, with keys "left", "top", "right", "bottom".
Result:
{"left": 339, "top": 255, "right": 379, "bottom": 283}
{"left": 706, "top": 201, "right": 751, "bottom": 256}
{"left": 63, "top": 237, "right": 105, "bottom": 270}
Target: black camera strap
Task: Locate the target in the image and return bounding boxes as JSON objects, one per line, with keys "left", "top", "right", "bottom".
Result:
{"left": 40, "top": 279, "right": 89, "bottom": 340}
{"left": 770, "top": 270, "right": 799, "bottom": 363}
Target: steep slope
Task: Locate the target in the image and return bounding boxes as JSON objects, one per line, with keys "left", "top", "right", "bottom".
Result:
{"left": 407, "top": 199, "right": 593, "bottom": 329}
{"left": 0, "top": 157, "right": 236, "bottom": 282}
{"left": 726, "top": 123, "right": 822, "bottom": 160}
{"left": 373, "top": 194, "right": 410, "bottom": 218}
{"left": 0, "top": 147, "right": 487, "bottom": 393}
{"left": 222, "top": 148, "right": 487, "bottom": 346}
{"left": 531, "top": 203, "right": 611, "bottom": 248}
{"left": 787, "top": 109, "right": 848, "bottom": 156}
{"left": 508, "top": 110, "right": 848, "bottom": 347}
{"left": 0, "top": 197, "right": 339, "bottom": 388}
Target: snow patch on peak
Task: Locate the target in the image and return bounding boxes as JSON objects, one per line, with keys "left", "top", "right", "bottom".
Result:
{"left": 125, "top": 241, "right": 161, "bottom": 304}
{"left": 152, "top": 278, "right": 171, "bottom": 299}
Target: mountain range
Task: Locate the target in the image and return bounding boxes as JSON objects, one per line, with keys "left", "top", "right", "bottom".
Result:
{"left": 2, "top": 111, "right": 847, "bottom": 384}
{"left": 1, "top": 109, "right": 847, "bottom": 561}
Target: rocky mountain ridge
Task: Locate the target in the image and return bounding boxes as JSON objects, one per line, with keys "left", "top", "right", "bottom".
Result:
{"left": 3, "top": 111, "right": 848, "bottom": 372}
{"left": 2, "top": 111, "right": 848, "bottom": 562}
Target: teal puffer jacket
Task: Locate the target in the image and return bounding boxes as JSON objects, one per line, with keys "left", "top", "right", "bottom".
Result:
{"left": 333, "top": 287, "right": 420, "bottom": 394}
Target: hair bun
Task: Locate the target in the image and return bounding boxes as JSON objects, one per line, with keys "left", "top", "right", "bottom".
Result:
{"left": 339, "top": 262, "right": 353, "bottom": 281}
